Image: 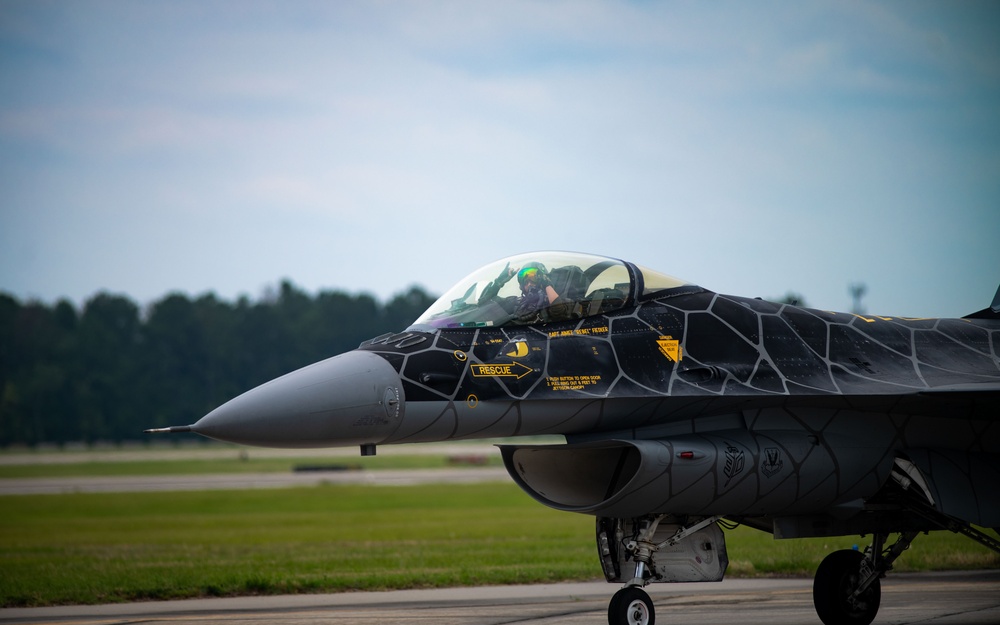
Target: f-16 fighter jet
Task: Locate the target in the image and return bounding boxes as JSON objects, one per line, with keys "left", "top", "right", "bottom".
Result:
{"left": 149, "top": 251, "right": 1000, "bottom": 625}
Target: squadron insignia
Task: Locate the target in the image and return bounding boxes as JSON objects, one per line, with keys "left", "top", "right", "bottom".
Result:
{"left": 723, "top": 443, "right": 745, "bottom": 485}
{"left": 761, "top": 448, "right": 784, "bottom": 478}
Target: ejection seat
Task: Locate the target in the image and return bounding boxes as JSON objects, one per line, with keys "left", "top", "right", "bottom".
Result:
{"left": 546, "top": 265, "right": 588, "bottom": 320}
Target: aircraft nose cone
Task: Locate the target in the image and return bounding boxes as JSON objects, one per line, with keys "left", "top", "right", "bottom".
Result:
{"left": 192, "top": 350, "right": 404, "bottom": 448}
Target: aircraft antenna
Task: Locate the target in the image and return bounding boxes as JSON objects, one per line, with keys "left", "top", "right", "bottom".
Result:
{"left": 849, "top": 282, "right": 868, "bottom": 314}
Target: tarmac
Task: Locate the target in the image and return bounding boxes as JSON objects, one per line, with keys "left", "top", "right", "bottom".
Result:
{"left": 0, "top": 442, "right": 512, "bottom": 495}
{"left": 0, "top": 467, "right": 511, "bottom": 494}
{"left": 3, "top": 570, "right": 999, "bottom": 625}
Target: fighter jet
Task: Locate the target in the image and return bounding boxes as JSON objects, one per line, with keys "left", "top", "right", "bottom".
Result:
{"left": 148, "top": 251, "right": 1000, "bottom": 625}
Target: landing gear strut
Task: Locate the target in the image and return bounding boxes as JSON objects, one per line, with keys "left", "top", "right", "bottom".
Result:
{"left": 811, "top": 456, "right": 1000, "bottom": 625}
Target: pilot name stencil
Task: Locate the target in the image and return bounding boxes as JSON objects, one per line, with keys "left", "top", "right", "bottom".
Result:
{"left": 548, "top": 326, "right": 609, "bottom": 338}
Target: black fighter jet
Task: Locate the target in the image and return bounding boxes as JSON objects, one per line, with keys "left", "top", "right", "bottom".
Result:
{"left": 149, "top": 251, "right": 1000, "bottom": 625}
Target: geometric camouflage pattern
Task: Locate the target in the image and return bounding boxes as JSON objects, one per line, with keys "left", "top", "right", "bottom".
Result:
{"left": 355, "top": 252, "right": 1000, "bottom": 527}
{"left": 170, "top": 251, "right": 1000, "bottom": 529}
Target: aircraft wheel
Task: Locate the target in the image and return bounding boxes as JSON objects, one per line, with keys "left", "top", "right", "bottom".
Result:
{"left": 608, "top": 586, "right": 655, "bottom": 625}
{"left": 813, "top": 549, "right": 881, "bottom": 625}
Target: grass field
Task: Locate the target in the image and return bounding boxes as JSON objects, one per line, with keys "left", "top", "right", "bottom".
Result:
{"left": 2, "top": 481, "right": 998, "bottom": 608}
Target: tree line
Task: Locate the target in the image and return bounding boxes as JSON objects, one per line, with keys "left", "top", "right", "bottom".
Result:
{"left": 0, "top": 281, "right": 437, "bottom": 447}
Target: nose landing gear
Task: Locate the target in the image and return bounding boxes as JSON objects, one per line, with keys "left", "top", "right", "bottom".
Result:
{"left": 602, "top": 515, "right": 725, "bottom": 625}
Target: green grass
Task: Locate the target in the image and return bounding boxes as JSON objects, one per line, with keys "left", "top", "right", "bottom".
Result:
{"left": 722, "top": 526, "right": 1000, "bottom": 577}
{"left": 1, "top": 483, "right": 997, "bottom": 607}
{"left": 0, "top": 484, "right": 593, "bottom": 607}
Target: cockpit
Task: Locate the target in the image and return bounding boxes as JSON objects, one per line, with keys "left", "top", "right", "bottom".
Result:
{"left": 410, "top": 251, "right": 691, "bottom": 329}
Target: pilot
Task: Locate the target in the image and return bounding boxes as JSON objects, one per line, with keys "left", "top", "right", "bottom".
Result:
{"left": 477, "top": 261, "right": 560, "bottom": 323}
{"left": 514, "top": 263, "right": 559, "bottom": 317}
{"left": 479, "top": 262, "right": 565, "bottom": 324}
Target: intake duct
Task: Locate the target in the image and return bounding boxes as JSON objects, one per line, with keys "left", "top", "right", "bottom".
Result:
{"left": 499, "top": 431, "right": 894, "bottom": 518}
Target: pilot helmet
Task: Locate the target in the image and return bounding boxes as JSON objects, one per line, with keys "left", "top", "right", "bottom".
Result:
{"left": 517, "top": 262, "right": 547, "bottom": 288}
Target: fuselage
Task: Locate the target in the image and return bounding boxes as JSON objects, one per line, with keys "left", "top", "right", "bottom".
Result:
{"left": 181, "top": 252, "right": 1000, "bottom": 523}
{"left": 150, "top": 252, "right": 1000, "bottom": 625}
{"left": 355, "top": 288, "right": 1000, "bottom": 448}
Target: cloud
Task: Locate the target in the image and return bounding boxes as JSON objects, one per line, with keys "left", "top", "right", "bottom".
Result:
{"left": 1, "top": 1, "right": 998, "bottom": 318}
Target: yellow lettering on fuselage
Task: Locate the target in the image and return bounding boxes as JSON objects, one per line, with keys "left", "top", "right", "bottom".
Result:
{"left": 470, "top": 362, "right": 533, "bottom": 379}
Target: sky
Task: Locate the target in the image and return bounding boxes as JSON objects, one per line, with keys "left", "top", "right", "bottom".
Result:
{"left": 1, "top": 1, "right": 999, "bottom": 320}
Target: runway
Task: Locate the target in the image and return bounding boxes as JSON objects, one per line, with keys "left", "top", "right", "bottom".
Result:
{"left": 3, "top": 571, "right": 999, "bottom": 625}
{"left": 0, "top": 442, "right": 512, "bottom": 494}
{"left": 0, "top": 467, "right": 511, "bottom": 495}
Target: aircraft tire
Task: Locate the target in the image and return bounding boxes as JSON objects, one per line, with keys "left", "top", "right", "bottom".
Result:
{"left": 813, "top": 549, "right": 881, "bottom": 625}
{"left": 608, "top": 586, "right": 655, "bottom": 625}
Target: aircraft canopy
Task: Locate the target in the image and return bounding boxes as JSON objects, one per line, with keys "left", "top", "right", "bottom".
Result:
{"left": 411, "top": 251, "right": 691, "bottom": 329}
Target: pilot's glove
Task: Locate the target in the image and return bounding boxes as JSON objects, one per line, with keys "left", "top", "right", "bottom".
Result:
{"left": 478, "top": 263, "right": 513, "bottom": 304}
{"left": 494, "top": 262, "right": 514, "bottom": 286}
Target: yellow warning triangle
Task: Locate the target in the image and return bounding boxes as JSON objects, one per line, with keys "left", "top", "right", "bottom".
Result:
{"left": 657, "top": 338, "right": 682, "bottom": 362}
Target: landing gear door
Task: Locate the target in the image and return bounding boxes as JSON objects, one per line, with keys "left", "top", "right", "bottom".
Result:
{"left": 597, "top": 518, "right": 729, "bottom": 583}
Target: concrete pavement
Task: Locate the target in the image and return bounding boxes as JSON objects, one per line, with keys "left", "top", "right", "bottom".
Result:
{"left": 3, "top": 570, "right": 999, "bottom": 625}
